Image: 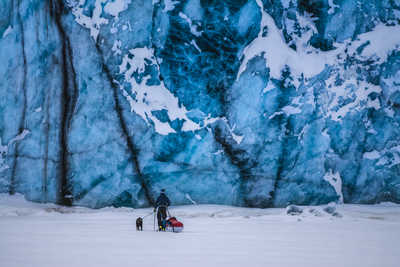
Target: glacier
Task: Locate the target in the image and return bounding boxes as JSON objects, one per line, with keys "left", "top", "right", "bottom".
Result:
{"left": 0, "top": 0, "right": 399, "bottom": 208}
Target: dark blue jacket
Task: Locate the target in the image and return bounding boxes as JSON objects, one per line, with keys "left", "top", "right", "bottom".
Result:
{"left": 155, "top": 193, "right": 170, "bottom": 207}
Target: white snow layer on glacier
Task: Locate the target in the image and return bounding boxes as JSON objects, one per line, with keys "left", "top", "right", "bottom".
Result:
{"left": 66, "top": 0, "right": 400, "bottom": 136}
{"left": 239, "top": 0, "right": 400, "bottom": 81}
{"left": 67, "top": 0, "right": 244, "bottom": 137}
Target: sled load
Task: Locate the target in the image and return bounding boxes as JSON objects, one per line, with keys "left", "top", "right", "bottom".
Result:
{"left": 165, "top": 217, "right": 184, "bottom": 233}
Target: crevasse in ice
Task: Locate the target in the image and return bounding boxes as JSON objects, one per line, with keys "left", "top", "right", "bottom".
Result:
{"left": 0, "top": 0, "right": 399, "bottom": 208}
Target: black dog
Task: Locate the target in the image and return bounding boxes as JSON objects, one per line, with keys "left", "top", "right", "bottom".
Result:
{"left": 136, "top": 217, "right": 143, "bottom": 231}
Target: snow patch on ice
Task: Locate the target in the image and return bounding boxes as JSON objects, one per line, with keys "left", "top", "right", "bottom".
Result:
{"left": 68, "top": 0, "right": 109, "bottom": 42}
{"left": 202, "top": 116, "right": 244, "bottom": 144}
{"left": 382, "top": 70, "right": 400, "bottom": 96}
{"left": 238, "top": 0, "right": 327, "bottom": 80}
{"left": 0, "top": 130, "right": 30, "bottom": 173}
{"left": 163, "top": 0, "right": 179, "bottom": 12}
{"left": 9, "top": 130, "right": 30, "bottom": 144}
{"left": 348, "top": 24, "right": 400, "bottom": 64}
{"left": 364, "top": 150, "right": 380, "bottom": 160}
{"left": 213, "top": 149, "right": 223, "bottom": 155}
{"left": 2, "top": 26, "right": 12, "bottom": 38}
{"left": 119, "top": 47, "right": 156, "bottom": 77}
{"left": 112, "top": 40, "right": 122, "bottom": 56}
{"left": 268, "top": 105, "right": 302, "bottom": 119}
{"left": 327, "top": 78, "right": 382, "bottom": 122}
{"left": 268, "top": 111, "right": 284, "bottom": 120}
{"left": 324, "top": 169, "right": 343, "bottom": 204}
{"left": 374, "top": 145, "right": 400, "bottom": 167}
{"left": 68, "top": 0, "right": 135, "bottom": 41}
{"left": 231, "top": 132, "right": 244, "bottom": 144}
{"left": 190, "top": 39, "right": 201, "bottom": 52}
{"left": 328, "top": 0, "right": 339, "bottom": 15}
{"left": 282, "top": 105, "right": 302, "bottom": 116}
{"left": 185, "top": 193, "right": 197, "bottom": 205}
{"left": 262, "top": 82, "right": 275, "bottom": 93}
{"left": 238, "top": 0, "right": 400, "bottom": 93}
{"left": 179, "top": 12, "right": 202, "bottom": 37}
{"left": 119, "top": 47, "right": 201, "bottom": 135}
{"left": 118, "top": 47, "right": 244, "bottom": 137}
{"left": 104, "top": 0, "right": 131, "bottom": 18}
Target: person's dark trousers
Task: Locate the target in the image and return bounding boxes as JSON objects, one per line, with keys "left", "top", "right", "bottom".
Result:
{"left": 157, "top": 206, "right": 167, "bottom": 230}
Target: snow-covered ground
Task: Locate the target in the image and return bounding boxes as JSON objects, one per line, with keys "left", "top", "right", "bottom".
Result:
{"left": 0, "top": 194, "right": 399, "bottom": 267}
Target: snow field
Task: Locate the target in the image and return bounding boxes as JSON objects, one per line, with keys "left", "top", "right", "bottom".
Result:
{"left": 0, "top": 194, "right": 399, "bottom": 267}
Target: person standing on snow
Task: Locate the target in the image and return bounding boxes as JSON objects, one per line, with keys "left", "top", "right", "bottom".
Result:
{"left": 154, "top": 189, "right": 170, "bottom": 231}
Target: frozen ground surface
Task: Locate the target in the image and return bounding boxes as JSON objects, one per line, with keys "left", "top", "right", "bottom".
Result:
{"left": 0, "top": 194, "right": 399, "bottom": 267}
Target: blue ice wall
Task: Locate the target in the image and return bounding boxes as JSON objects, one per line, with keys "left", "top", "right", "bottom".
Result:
{"left": 0, "top": 0, "right": 399, "bottom": 208}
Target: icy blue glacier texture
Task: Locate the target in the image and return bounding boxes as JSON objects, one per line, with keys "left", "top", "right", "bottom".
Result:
{"left": 0, "top": 0, "right": 399, "bottom": 208}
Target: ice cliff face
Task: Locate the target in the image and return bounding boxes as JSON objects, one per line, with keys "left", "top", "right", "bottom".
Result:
{"left": 0, "top": 0, "right": 399, "bottom": 208}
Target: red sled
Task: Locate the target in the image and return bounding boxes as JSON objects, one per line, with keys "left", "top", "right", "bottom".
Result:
{"left": 166, "top": 217, "right": 184, "bottom": 233}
